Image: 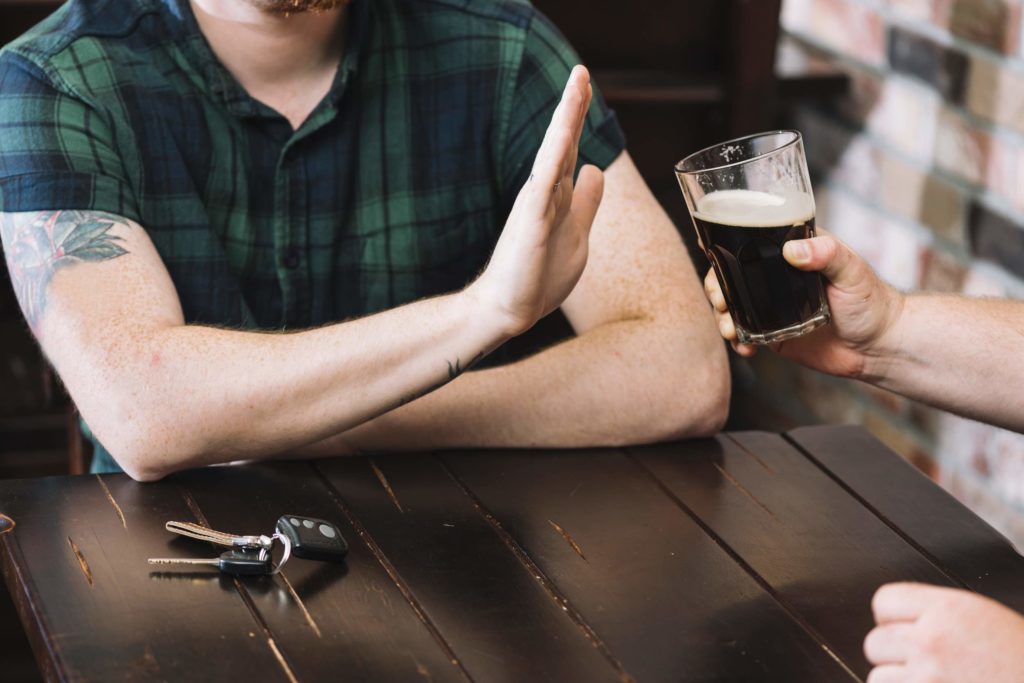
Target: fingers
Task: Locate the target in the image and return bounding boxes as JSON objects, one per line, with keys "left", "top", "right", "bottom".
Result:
{"left": 704, "top": 268, "right": 757, "bottom": 357}
{"left": 527, "top": 66, "right": 590, "bottom": 210}
{"left": 864, "top": 623, "right": 916, "bottom": 665}
{"left": 782, "top": 234, "right": 875, "bottom": 291}
{"left": 704, "top": 268, "right": 726, "bottom": 312}
{"left": 569, "top": 164, "right": 604, "bottom": 238}
{"left": 731, "top": 340, "right": 757, "bottom": 357}
{"left": 717, "top": 310, "right": 736, "bottom": 341}
{"left": 564, "top": 80, "right": 593, "bottom": 183}
{"left": 872, "top": 583, "right": 944, "bottom": 625}
{"left": 716, "top": 306, "right": 757, "bottom": 357}
{"left": 865, "top": 665, "right": 909, "bottom": 683}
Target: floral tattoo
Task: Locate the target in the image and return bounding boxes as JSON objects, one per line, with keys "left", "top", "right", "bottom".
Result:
{"left": 1, "top": 210, "right": 129, "bottom": 334}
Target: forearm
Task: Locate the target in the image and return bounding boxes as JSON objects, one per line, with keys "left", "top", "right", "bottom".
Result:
{"left": 301, "top": 316, "right": 730, "bottom": 455}
{"left": 56, "top": 289, "right": 506, "bottom": 478}
{"left": 867, "top": 294, "right": 1024, "bottom": 431}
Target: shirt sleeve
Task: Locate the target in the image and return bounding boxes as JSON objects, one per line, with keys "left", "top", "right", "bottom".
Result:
{"left": 498, "top": 8, "right": 627, "bottom": 214}
{"left": 0, "top": 52, "right": 140, "bottom": 222}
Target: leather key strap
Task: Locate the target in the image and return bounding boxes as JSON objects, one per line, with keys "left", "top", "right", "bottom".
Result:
{"left": 165, "top": 521, "right": 269, "bottom": 549}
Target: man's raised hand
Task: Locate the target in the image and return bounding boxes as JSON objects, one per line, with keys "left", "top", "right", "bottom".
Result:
{"left": 469, "top": 65, "right": 605, "bottom": 338}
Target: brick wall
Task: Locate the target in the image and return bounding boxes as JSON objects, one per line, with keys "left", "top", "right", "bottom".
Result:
{"left": 768, "top": 0, "right": 1024, "bottom": 545}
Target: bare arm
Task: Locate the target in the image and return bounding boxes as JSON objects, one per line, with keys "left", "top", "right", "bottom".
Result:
{"left": 870, "top": 294, "right": 1024, "bottom": 431}
{"left": 300, "top": 151, "right": 730, "bottom": 456}
{"left": 1, "top": 67, "right": 604, "bottom": 480}
{"left": 706, "top": 234, "right": 1024, "bottom": 432}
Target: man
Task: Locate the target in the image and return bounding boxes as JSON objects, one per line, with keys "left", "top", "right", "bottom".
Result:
{"left": 0, "top": 0, "right": 729, "bottom": 481}
{"left": 705, "top": 233, "right": 1024, "bottom": 682}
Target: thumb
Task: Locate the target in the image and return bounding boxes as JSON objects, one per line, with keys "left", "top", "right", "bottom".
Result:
{"left": 569, "top": 164, "right": 604, "bottom": 235}
{"left": 783, "top": 235, "right": 874, "bottom": 291}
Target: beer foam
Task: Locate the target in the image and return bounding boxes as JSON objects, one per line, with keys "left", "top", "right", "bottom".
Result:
{"left": 693, "top": 189, "right": 815, "bottom": 228}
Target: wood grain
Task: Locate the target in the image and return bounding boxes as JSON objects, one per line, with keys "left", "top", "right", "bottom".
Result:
{"left": 443, "top": 447, "right": 859, "bottom": 682}
{"left": 0, "top": 474, "right": 288, "bottom": 682}
{"left": 788, "top": 425, "right": 1024, "bottom": 611}
{"left": 168, "top": 461, "right": 466, "bottom": 683}
{"left": 317, "top": 455, "right": 626, "bottom": 683}
{"left": 1, "top": 429, "right": 1017, "bottom": 682}
{"left": 633, "top": 433, "right": 961, "bottom": 678}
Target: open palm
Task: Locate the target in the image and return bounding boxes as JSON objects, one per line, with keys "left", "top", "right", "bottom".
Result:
{"left": 470, "top": 65, "right": 605, "bottom": 338}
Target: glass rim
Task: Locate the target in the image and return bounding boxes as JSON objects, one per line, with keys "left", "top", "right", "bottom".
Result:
{"left": 674, "top": 130, "right": 803, "bottom": 175}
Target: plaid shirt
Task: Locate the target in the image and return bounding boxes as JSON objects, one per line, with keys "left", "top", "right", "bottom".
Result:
{"left": 0, "top": 0, "right": 626, "bottom": 472}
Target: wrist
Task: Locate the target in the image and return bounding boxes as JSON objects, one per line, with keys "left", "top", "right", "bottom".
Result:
{"left": 458, "top": 282, "right": 518, "bottom": 347}
{"left": 461, "top": 279, "right": 524, "bottom": 341}
{"left": 858, "top": 287, "right": 908, "bottom": 384}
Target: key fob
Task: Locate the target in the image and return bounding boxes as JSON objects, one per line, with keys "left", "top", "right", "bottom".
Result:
{"left": 276, "top": 515, "right": 348, "bottom": 563}
{"left": 219, "top": 549, "right": 273, "bottom": 576}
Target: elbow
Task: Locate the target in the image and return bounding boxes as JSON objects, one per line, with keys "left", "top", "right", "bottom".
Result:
{"left": 87, "top": 397, "right": 194, "bottom": 483}
{"left": 657, "top": 378, "right": 730, "bottom": 441}
{"left": 101, "top": 421, "right": 177, "bottom": 482}
{"left": 120, "top": 461, "right": 167, "bottom": 484}
{"left": 651, "top": 344, "right": 731, "bottom": 441}
{"left": 67, "top": 336, "right": 207, "bottom": 482}
{"left": 687, "top": 379, "right": 730, "bottom": 437}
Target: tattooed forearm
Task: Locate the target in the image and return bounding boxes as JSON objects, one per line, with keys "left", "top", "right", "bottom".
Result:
{"left": 395, "top": 351, "right": 485, "bottom": 409}
{"left": 447, "top": 351, "right": 484, "bottom": 381}
{"left": 0, "top": 211, "right": 130, "bottom": 333}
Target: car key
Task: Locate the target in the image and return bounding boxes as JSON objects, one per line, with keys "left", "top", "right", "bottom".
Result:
{"left": 148, "top": 549, "right": 272, "bottom": 576}
{"left": 275, "top": 515, "right": 348, "bottom": 562}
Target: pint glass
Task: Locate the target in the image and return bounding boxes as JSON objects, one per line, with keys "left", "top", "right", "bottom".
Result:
{"left": 676, "top": 131, "right": 830, "bottom": 344}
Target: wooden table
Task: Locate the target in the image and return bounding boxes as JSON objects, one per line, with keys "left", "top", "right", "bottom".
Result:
{"left": 2, "top": 425, "right": 1023, "bottom": 682}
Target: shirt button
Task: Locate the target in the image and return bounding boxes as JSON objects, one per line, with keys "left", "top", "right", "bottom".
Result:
{"left": 283, "top": 248, "right": 300, "bottom": 269}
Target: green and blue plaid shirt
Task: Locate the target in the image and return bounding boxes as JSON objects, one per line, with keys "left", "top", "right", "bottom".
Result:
{"left": 0, "top": 0, "right": 626, "bottom": 472}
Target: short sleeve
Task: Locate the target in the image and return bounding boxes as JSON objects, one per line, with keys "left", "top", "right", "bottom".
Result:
{"left": 499, "top": 9, "right": 626, "bottom": 213}
{"left": 0, "top": 53, "right": 140, "bottom": 221}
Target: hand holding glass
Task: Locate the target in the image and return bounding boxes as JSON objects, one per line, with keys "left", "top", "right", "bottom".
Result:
{"left": 676, "top": 131, "right": 830, "bottom": 345}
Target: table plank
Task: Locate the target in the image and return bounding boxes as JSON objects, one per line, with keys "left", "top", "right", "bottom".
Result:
{"left": 787, "top": 425, "right": 1024, "bottom": 611}
{"left": 442, "top": 447, "right": 858, "bottom": 682}
{"left": 317, "top": 455, "right": 625, "bottom": 683}
{"left": 0, "top": 474, "right": 289, "bottom": 682}
{"left": 168, "top": 461, "right": 467, "bottom": 683}
{"left": 633, "top": 432, "right": 961, "bottom": 678}
{"left": 5, "top": 429, "right": 1019, "bottom": 683}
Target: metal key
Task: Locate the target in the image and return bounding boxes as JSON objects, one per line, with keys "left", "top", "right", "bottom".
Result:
{"left": 148, "top": 549, "right": 271, "bottom": 576}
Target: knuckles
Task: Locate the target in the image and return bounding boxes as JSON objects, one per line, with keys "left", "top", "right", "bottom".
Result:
{"left": 916, "top": 622, "right": 948, "bottom": 659}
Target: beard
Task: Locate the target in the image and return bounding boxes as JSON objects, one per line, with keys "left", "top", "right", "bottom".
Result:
{"left": 249, "top": 0, "right": 350, "bottom": 14}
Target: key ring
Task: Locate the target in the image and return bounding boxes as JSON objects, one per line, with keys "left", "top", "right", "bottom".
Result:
{"left": 263, "top": 532, "right": 292, "bottom": 575}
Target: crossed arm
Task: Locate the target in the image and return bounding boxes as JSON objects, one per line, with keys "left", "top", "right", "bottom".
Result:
{"left": 2, "top": 91, "right": 726, "bottom": 480}
{"left": 298, "top": 152, "right": 730, "bottom": 456}
{"left": 1, "top": 207, "right": 516, "bottom": 480}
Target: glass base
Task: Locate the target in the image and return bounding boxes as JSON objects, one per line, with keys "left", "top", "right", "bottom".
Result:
{"left": 736, "top": 306, "right": 831, "bottom": 345}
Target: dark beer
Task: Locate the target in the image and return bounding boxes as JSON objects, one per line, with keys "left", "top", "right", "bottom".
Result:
{"left": 692, "top": 189, "right": 828, "bottom": 340}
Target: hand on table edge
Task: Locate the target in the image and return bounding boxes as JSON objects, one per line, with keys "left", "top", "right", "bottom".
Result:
{"left": 865, "top": 582, "right": 1024, "bottom": 683}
